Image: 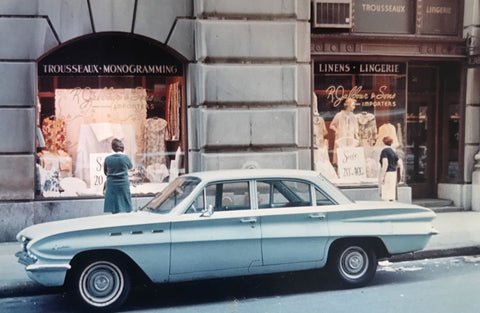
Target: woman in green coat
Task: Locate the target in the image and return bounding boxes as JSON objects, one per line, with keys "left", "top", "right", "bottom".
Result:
{"left": 104, "top": 138, "right": 133, "bottom": 213}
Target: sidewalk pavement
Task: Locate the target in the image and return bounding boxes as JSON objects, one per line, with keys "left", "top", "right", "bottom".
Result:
{"left": 1, "top": 211, "right": 480, "bottom": 298}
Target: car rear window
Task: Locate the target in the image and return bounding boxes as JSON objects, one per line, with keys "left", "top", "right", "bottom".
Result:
{"left": 257, "top": 180, "right": 312, "bottom": 209}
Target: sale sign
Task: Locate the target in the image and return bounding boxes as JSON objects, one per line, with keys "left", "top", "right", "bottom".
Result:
{"left": 89, "top": 153, "right": 110, "bottom": 191}
{"left": 336, "top": 147, "right": 367, "bottom": 181}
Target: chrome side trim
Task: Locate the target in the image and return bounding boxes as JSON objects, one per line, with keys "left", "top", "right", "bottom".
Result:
{"left": 26, "top": 264, "right": 71, "bottom": 272}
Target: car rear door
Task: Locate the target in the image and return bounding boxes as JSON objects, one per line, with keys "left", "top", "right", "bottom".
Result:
{"left": 169, "top": 180, "right": 262, "bottom": 277}
{"left": 257, "top": 179, "right": 332, "bottom": 266}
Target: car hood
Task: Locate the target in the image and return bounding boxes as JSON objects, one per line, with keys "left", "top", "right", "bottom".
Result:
{"left": 17, "top": 211, "right": 166, "bottom": 241}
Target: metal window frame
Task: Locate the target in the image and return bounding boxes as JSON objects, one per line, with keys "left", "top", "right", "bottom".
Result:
{"left": 313, "top": 0, "right": 352, "bottom": 28}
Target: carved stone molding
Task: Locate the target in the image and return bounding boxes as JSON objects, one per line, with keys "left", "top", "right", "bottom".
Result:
{"left": 311, "top": 35, "right": 466, "bottom": 58}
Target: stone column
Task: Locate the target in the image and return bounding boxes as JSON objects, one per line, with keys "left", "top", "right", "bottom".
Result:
{"left": 466, "top": 0, "right": 480, "bottom": 211}
{"left": 189, "top": 0, "right": 312, "bottom": 171}
{"left": 473, "top": 155, "right": 480, "bottom": 211}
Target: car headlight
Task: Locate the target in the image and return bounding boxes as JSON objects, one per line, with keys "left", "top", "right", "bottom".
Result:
{"left": 19, "top": 235, "right": 31, "bottom": 252}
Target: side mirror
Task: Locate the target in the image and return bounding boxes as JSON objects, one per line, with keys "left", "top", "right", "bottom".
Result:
{"left": 200, "top": 204, "right": 214, "bottom": 217}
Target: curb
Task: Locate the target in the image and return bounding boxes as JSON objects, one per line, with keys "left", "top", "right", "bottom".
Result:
{"left": 1, "top": 246, "right": 479, "bottom": 299}
{"left": 389, "top": 246, "right": 480, "bottom": 262}
{"left": 0, "top": 282, "right": 60, "bottom": 299}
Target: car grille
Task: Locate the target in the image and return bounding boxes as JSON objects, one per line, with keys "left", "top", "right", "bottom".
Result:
{"left": 15, "top": 250, "right": 37, "bottom": 266}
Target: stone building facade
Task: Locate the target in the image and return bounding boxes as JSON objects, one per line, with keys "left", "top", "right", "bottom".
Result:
{"left": 0, "top": 0, "right": 478, "bottom": 241}
{"left": 0, "top": 0, "right": 311, "bottom": 241}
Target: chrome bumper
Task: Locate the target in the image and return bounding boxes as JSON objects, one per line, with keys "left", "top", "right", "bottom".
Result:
{"left": 16, "top": 250, "right": 71, "bottom": 286}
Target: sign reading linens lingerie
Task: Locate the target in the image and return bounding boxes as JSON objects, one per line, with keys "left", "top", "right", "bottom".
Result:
{"left": 314, "top": 62, "right": 406, "bottom": 75}
{"left": 314, "top": 62, "right": 405, "bottom": 109}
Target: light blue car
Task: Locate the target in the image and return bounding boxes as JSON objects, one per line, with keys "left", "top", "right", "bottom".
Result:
{"left": 16, "top": 169, "right": 437, "bottom": 311}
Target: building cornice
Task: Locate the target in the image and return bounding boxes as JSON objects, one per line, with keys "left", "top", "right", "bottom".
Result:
{"left": 311, "top": 34, "right": 466, "bottom": 59}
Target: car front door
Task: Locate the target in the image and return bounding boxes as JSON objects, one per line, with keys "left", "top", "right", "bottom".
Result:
{"left": 257, "top": 180, "right": 331, "bottom": 265}
{"left": 169, "top": 180, "right": 262, "bottom": 277}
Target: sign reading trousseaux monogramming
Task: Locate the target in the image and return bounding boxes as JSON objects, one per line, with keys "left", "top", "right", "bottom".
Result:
{"left": 39, "top": 63, "right": 180, "bottom": 76}
{"left": 38, "top": 33, "right": 184, "bottom": 76}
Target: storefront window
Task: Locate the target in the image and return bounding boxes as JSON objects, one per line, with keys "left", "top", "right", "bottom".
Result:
{"left": 35, "top": 34, "right": 185, "bottom": 198}
{"left": 313, "top": 61, "right": 406, "bottom": 186}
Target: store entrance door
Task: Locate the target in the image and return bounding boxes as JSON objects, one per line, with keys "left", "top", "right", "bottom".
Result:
{"left": 406, "top": 65, "right": 437, "bottom": 198}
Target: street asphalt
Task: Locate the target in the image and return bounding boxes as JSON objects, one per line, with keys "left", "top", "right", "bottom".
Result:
{"left": 1, "top": 210, "right": 479, "bottom": 298}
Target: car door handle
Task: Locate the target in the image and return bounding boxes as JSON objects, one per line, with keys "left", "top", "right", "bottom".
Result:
{"left": 240, "top": 217, "right": 257, "bottom": 223}
{"left": 309, "top": 213, "right": 326, "bottom": 220}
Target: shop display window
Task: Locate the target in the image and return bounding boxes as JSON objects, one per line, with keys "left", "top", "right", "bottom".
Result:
{"left": 313, "top": 61, "right": 406, "bottom": 186}
{"left": 35, "top": 34, "right": 186, "bottom": 198}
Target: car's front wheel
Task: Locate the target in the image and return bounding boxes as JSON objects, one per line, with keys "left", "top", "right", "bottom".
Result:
{"left": 69, "top": 257, "right": 131, "bottom": 311}
{"left": 329, "top": 242, "right": 377, "bottom": 288}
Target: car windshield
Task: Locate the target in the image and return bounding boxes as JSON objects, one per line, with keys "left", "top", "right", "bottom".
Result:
{"left": 140, "top": 177, "right": 201, "bottom": 214}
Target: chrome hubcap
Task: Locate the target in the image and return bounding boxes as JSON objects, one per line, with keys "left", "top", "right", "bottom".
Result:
{"left": 339, "top": 246, "right": 368, "bottom": 280}
{"left": 80, "top": 261, "right": 124, "bottom": 307}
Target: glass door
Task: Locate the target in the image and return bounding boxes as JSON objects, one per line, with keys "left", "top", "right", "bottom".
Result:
{"left": 406, "top": 66, "right": 437, "bottom": 198}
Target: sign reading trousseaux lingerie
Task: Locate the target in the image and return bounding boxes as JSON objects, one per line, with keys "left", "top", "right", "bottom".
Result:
{"left": 353, "top": 0, "right": 459, "bottom": 35}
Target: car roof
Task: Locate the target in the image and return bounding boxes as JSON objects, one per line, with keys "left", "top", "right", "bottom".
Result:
{"left": 183, "top": 169, "right": 324, "bottom": 181}
{"left": 182, "top": 169, "right": 353, "bottom": 205}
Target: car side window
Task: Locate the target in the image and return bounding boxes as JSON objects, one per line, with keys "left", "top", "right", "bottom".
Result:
{"left": 315, "top": 187, "right": 334, "bottom": 206}
{"left": 257, "top": 180, "right": 312, "bottom": 209}
{"left": 193, "top": 181, "right": 251, "bottom": 212}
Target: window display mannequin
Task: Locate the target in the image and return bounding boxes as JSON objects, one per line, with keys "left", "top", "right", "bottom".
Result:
{"left": 377, "top": 122, "right": 399, "bottom": 148}
{"left": 356, "top": 111, "right": 378, "bottom": 178}
{"left": 313, "top": 112, "right": 337, "bottom": 180}
{"left": 144, "top": 117, "right": 168, "bottom": 166}
{"left": 313, "top": 113, "right": 327, "bottom": 147}
{"left": 330, "top": 97, "right": 359, "bottom": 164}
{"left": 356, "top": 112, "right": 377, "bottom": 147}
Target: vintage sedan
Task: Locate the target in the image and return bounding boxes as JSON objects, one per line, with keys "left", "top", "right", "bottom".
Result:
{"left": 16, "top": 169, "right": 437, "bottom": 311}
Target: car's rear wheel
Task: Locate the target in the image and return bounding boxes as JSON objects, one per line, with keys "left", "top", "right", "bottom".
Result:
{"left": 329, "top": 242, "right": 377, "bottom": 288}
{"left": 69, "top": 256, "right": 131, "bottom": 311}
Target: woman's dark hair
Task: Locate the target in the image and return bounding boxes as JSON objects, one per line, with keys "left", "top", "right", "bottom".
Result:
{"left": 111, "top": 138, "right": 124, "bottom": 152}
{"left": 382, "top": 136, "right": 394, "bottom": 146}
